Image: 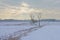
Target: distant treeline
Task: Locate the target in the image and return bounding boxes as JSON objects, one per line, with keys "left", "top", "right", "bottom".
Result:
{"left": 41, "top": 19, "right": 60, "bottom": 22}
{"left": 0, "top": 19, "right": 60, "bottom": 22}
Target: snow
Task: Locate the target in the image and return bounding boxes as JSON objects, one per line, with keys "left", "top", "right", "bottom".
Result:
{"left": 22, "top": 22, "right": 60, "bottom": 40}
{"left": 0, "top": 21, "right": 60, "bottom": 40}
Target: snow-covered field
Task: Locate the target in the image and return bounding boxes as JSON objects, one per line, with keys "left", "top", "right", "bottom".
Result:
{"left": 23, "top": 22, "right": 60, "bottom": 40}
{"left": 0, "top": 21, "right": 60, "bottom": 40}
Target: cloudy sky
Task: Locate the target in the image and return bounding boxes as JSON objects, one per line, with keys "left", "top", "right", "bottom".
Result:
{"left": 0, "top": 0, "right": 60, "bottom": 20}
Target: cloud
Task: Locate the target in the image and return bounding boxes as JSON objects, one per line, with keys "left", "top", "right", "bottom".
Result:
{"left": 0, "top": 2, "right": 60, "bottom": 20}
{"left": 17, "top": 2, "right": 40, "bottom": 13}
{"left": 0, "top": 0, "right": 60, "bottom": 9}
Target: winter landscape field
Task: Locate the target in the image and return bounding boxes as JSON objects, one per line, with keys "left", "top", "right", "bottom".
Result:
{"left": 0, "top": 20, "right": 60, "bottom": 40}
{"left": 0, "top": 0, "right": 60, "bottom": 40}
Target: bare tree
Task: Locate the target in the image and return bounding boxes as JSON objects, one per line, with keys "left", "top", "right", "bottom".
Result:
{"left": 30, "top": 13, "right": 41, "bottom": 27}
{"left": 30, "top": 13, "right": 37, "bottom": 24}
